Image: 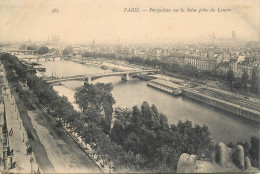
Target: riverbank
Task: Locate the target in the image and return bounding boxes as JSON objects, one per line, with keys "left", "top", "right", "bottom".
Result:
{"left": 72, "top": 57, "right": 140, "bottom": 72}
{"left": 17, "top": 56, "right": 257, "bottom": 143}
{"left": 182, "top": 88, "right": 260, "bottom": 122}
{"left": 145, "top": 77, "right": 259, "bottom": 122}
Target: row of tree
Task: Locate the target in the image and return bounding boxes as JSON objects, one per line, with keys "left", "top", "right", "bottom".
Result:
{"left": 0, "top": 53, "right": 80, "bottom": 135}
{"left": 19, "top": 44, "right": 50, "bottom": 55}
{"left": 82, "top": 51, "right": 116, "bottom": 59}
{"left": 227, "top": 68, "right": 259, "bottom": 93}
{"left": 0, "top": 53, "right": 143, "bottom": 172}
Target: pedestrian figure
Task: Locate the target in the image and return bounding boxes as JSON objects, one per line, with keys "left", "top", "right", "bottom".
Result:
{"left": 36, "top": 167, "right": 41, "bottom": 174}
{"left": 10, "top": 149, "right": 14, "bottom": 156}
{"left": 100, "top": 162, "right": 104, "bottom": 168}
{"left": 9, "top": 161, "right": 16, "bottom": 169}
{"left": 7, "top": 147, "right": 11, "bottom": 156}
{"left": 26, "top": 141, "right": 30, "bottom": 147}
{"left": 9, "top": 128, "right": 13, "bottom": 136}
{"left": 26, "top": 145, "right": 33, "bottom": 156}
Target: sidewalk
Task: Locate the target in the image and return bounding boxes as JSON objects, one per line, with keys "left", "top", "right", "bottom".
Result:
{"left": 1, "top": 66, "right": 40, "bottom": 173}
{"left": 0, "top": 102, "right": 5, "bottom": 172}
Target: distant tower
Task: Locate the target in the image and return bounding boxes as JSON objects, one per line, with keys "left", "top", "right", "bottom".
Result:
{"left": 212, "top": 32, "right": 216, "bottom": 44}
{"left": 212, "top": 32, "right": 216, "bottom": 39}
{"left": 232, "top": 31, "right": 236, "bottom": 40}
{"left": 91, "top": 40, "right": 96, "bottom": 52}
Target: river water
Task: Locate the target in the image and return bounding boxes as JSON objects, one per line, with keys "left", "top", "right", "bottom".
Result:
{"left": 35, "top": 58, "right": 258, "bottom": 143}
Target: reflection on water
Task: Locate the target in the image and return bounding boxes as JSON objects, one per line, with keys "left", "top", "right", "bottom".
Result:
{"left": 37, "top": 59, "right": 258, "bottom": 143}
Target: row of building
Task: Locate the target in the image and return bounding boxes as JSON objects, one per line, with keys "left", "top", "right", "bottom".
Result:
{"left": 163, "top": 55, "right": 259, "bottom": 80}
{"left": 73, "top": 40, "right": 259, "bottom": 81}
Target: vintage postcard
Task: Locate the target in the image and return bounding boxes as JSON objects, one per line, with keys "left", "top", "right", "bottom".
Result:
{"left": 0, "top": 0, "right": 259, "bottom": 173}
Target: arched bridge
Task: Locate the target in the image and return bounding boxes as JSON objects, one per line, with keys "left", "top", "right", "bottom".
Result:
{"left": 3, "top": 49, "right": 38, "bottom": 54}
{"left": 46, "top": 69, "right": 159, "bottom": 84}
{"left": 19, "top": 53, "right": 62, "bottom": 62}
{"left": 2, "top": 50, "right": 62, "bottom": 62}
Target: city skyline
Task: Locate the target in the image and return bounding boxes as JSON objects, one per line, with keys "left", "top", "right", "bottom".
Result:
{"left": 0, "top": 0, "right": 259, "bottom": 44}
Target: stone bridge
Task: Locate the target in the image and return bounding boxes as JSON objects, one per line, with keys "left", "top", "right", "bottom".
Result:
{"left": 46, "top": 69, "right": 159, "bottom": 84}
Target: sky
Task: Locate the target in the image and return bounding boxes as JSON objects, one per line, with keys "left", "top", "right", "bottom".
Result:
{"left": 0, "top": 0, "right": 259, "bottom": 44}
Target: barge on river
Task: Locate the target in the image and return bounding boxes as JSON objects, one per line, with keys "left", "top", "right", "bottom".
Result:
{"left": 147, "top": 79, "right": 182, "bottom": 96}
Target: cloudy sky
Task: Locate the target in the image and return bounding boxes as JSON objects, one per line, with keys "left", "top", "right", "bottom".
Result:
{"left": 0, "top": 0, "right": 259, "bottom": 44}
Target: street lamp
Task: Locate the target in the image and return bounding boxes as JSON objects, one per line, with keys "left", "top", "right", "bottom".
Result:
{"left": 30, "top": 157, "right": 34, "bottom": 174}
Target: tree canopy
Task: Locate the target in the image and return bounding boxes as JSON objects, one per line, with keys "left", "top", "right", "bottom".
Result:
{"left": 75, "top": 83, "right": 115, "bottom": 133}
{"left": 111, "top": 102, "right": 214, "bottom": 172}
{"left": 38, "top": 46, "right": 49, "bottom": 55}
{"left": 63, "top": 46, "right": 73, "bottom": 55}
{"left": 251, "top": 67, "right": 259, "bottom": 93}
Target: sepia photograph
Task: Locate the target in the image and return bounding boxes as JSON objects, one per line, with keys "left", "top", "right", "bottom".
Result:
{"left": 0, "top": 0, "right": 259, "bottom": 173}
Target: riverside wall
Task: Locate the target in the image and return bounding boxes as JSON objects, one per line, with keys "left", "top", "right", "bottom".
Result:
{"left": 147, "top": 78, "right": 259, "bottom": 122}
{"left": 182, "top": 89, "right": 260, "bottom": 122}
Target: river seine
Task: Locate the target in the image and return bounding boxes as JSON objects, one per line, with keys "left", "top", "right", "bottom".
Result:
{"left": 37, "top": 59, "right": 258, "bottom": 144}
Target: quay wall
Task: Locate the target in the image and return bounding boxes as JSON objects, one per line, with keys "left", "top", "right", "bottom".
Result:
{"left": 182, "top": 89, "right": 260, "bottom": 122}
{"left": 147, "top": 80, "right": 259, "bottom": 123}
